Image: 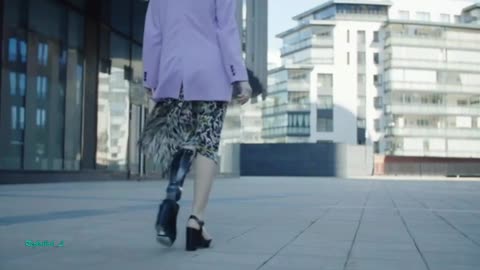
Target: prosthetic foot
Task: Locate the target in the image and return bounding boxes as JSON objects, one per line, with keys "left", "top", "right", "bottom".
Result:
{"left": 155, "top": 148, "right": 196, "bottom": 246}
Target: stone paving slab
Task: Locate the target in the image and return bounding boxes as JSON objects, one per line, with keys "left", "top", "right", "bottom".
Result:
{"left": 1, "top": 177, "right": 480, "bottom": 270}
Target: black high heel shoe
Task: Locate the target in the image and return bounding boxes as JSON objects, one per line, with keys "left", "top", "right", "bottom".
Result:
{"left": 186, "top": 215, "right": 212, "bottom": 251}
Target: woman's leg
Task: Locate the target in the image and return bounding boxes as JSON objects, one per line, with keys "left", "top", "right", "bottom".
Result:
{"left": 187, "top": 101, "right": 228, "bottom": 234}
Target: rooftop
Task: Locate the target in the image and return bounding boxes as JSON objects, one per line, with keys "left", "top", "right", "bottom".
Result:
{"left": 385, "top": 19, "right": 480, "bottom": 30}
{"left": 292, "top": 0, "right": 393, "bottom": 21}
{"left": 462, "top": 3, "right": 480, "bottom": 13}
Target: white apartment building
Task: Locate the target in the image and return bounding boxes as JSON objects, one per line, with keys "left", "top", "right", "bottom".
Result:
{"left": 265, "top": 0, "right": 480, "bottom": 158}
{"left": 264, "top": 0, "right": 391, "bottom": 144}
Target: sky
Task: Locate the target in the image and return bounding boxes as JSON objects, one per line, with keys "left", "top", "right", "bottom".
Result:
{"left": 268, "top": 0, "right": 321, "bottom": 51}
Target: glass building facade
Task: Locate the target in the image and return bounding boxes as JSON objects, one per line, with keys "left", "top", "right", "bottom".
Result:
{"left": 0, "top": 0, "right": 150, "bottom": 176}
{"left": 263, "top": 67, "right": 311, "bottom": 141}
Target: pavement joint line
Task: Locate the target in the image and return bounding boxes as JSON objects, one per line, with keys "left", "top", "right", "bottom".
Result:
{"left": 384, "top": 183, "right": 431, "bottom": 270}
{"left": 284, "top": 205, "right": 480, "bottom": 214}
{"left": 3, "top": 192, "right": 479, "bottom": 213}
{"left": 0, "top": 192, "right": 311, "bottom": 204}
{"left": 226, "top": 225, "right": 261, "bottom": 243}
{"left": 403, "top": 189, "right": 480, "bottom": 248}
{"left": 342, "top": 181, "right": 373, "bottom": 270}
{"left": 255, "top": 200, "right": 342, "bottom": 270}
{"left": 434, "top": 213, "right": 480, "bottom": 247}
{"left": 0, "top": 193, "right": 320, "bottom": 226}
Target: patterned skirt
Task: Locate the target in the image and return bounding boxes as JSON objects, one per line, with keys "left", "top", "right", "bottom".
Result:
{"left": 138, "top": 89, "right": 228, "bottom": 178}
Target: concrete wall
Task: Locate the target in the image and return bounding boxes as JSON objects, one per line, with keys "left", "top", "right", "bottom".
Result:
{"left": 220, "top": 143, "right": 374, "bottom": 177}
{"left": 375, "top": 155, "right": 480, "bottom": 176}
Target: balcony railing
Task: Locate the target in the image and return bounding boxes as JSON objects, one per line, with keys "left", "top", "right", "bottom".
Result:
{"left": 269, "top": 81, "right": 310, "bottom": 93}
{"left": 388, "top": 149, "right": 480, "bottom": 158}
{"left": 262, "top": 103, "right": 311, "bottom": 115}
{"left": 386, "top": 36, "right": 480, "bottom": 51}
{"left": 262, "top": 126, "right": 310, "bottom": 138}
{"left": 390, "top": 104, "right": 480, "bottom": 116}
{"left": 386, "top": 127, "right": 480, "bottom": 138}
{"left": 287, "top": 81, "right": 310, "bottom": 91}
{"left": 281, "top": 38, "right": 333, "bottom": 55}
{"left": 384, "top": 58, "right": 480, "bottom": 73}
{"left": 384, "top": 81, "right": 480, "bottom": 95}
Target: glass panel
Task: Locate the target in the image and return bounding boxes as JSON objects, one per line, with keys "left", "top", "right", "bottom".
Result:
{"left": 133, "top": 0, "right": 148, "bottom": 43}
{"left": 68, "top": 11, "right": 85, "bottom": 49}
{"left": 66, "top": 0, "right": 87, "bottom": 9}
{"left": 0, "top": 28, "right": 28, "bottom": 169}
{"left": 18, "top": 0, "right": 68, "bottom": 170}
{"left": 29, "top": 0, "right": 66, "bottom": 41}
{"left": 111, "top": 0, "right": 132, "bottom": 35}
{"left": 96, "top": 32, "right": 131, "bottom": 171}
{"left": 63, "top": 11, "right": 85, "bottom": 171}
{"left": 4, "top": 0, "right": 27, "bottom": 27}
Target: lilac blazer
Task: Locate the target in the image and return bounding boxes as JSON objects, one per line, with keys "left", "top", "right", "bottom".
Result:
{"left": 142, "top": 0, "right": 248, "bottom": 102}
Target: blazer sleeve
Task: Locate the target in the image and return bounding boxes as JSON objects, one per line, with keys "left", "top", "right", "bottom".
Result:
{"left": 215, "top": 0, "right": 248, "bottom": 83}
{"left": 142, "top": 0, "right": 162, "bottom": 89}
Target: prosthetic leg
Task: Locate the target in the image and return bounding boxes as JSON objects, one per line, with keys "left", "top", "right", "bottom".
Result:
{"left": 155, "top": 148, "right": 196, "bottom": 246}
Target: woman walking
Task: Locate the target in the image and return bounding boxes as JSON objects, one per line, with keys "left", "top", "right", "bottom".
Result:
{"left": 139, "top": 0, "right": 252, "bottom": 251}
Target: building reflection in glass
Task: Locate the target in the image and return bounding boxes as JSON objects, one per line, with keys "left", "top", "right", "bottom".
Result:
{"left": 96, "top": 33, "right": 131, "bottom": 171}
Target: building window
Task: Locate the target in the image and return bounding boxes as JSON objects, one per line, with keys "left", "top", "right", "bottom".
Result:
{"left": 454, "top": 15, "right": 462, "bottom": 23}
{"left": 317, "top": 106, "right": 333, "bottom": 132}
{"left": 357, "top": 52, "right": 365, "bottom": 65}
{"left": 8, "top": 38, "right": 18, "bottom": 62}
{"left": 373, "top": 31, "right": 379, "bottom": 43}
{"left": 374, "top": 74, "right": 381, "bottom": 85}
{"left": 347, "top": 52, "right": 350, "bottom": 65}
{"left": 318, "top": 96, "right": 333, "bottom": 109}
{"left": 347, "top": 30, "right": 350, "bottom": 43}
{"left": 11, "top": 106, "right": 18, "bottom": 130}
{"left": 374, "top": 119, "right": 381, "bottom": 132}
{"left": 416, "top": 12, "right": 431, "bottom": 21}
{"left": 457, "top": 100, "right": 468, "bottom": 106}
{"left": 440, "top": 14, "right": 451, "bottom": 23}
{"left": 373, "top": 53, "right": 379, "bottom": 64}
{"left": 9, "top": 72, "right": 17, "bottom": 96}
{"left": 399, "top": 10, "right": 410, "bottom": 20}
{"left": 357, "top": 31, "right": 366, "bottom": 46}
{"left": 374, "top": 96, "right": 383, "bottom": 109}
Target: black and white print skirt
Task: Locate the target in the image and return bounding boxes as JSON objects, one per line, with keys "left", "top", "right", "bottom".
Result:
{"left": 138, "top": 88, "right": 228, "bottom": 177}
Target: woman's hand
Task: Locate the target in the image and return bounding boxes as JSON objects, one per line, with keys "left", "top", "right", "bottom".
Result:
{"left": 145, "top": 87, "right": 153, "bottom": 98}
{"left": 232, "top": 81, "right": 252, "bottom": 105}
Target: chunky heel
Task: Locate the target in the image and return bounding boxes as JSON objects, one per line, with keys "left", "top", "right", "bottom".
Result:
{"left": 185, "top": 215, "right": 212, "bottom": 251}
{"left": 186, "top": 227, "right": 201, "bottom": 251}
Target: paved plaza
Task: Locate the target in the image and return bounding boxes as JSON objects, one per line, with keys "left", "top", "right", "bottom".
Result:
{"left": 1, "top": 177, "right": 480, "bottom": 270}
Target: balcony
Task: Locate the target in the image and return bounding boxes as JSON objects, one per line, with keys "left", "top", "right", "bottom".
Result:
{"left": 287, "top": 81, "right": 310, "bottom": 91}
{"left": 385, "top": 36, "right": 480, "bottom": 51}
{"left": 388, "top": 149, "right": 480, "bottom": 158}
{"left": 384, "top": 59, "right": 480, "bottom": 73}
{"left": 281, "top": 38, "right": 333, "bottom": 56}
{"left": 384, "top": 81, "right": 480, "bottom": 95}
{"left": 390, "top": 104, "right": 480, "bottom": 116}
{"left": 262, "top": 103, "right": 311, "bottom": 116}
{"left": 287, "top": 127, "right": 310, "bottom": 136}
{"left": 262, "top": 126, "right": 310, "bottom": 138}
{"left": 269, "top": 81, "right": 310, "bottom": 93}
{"left": 386, "top": 127, "right": 480, "bottom": 138}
